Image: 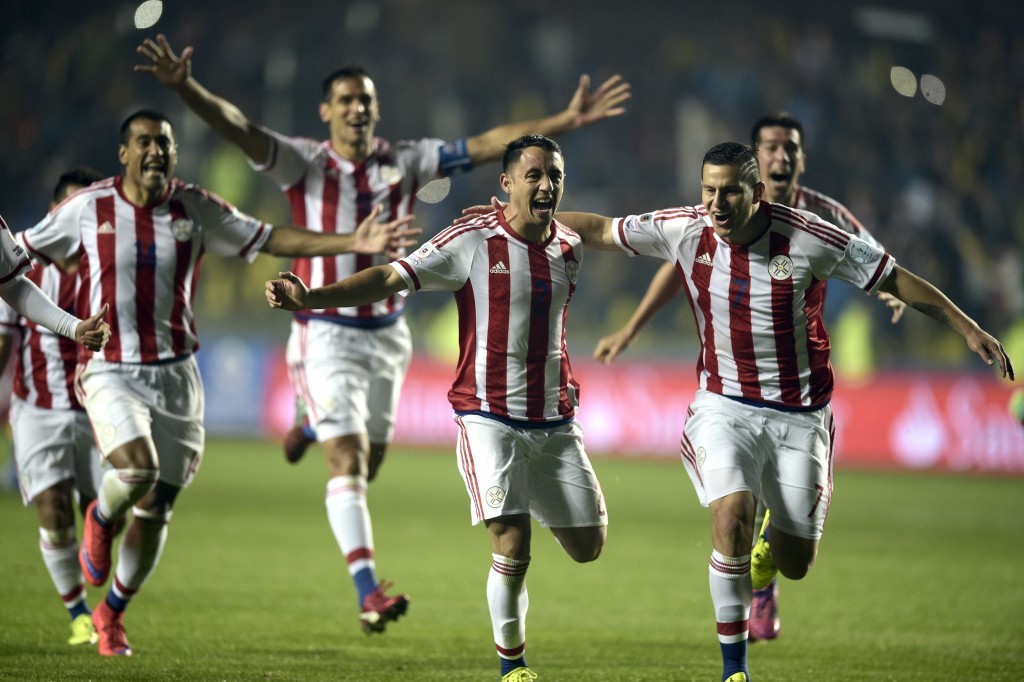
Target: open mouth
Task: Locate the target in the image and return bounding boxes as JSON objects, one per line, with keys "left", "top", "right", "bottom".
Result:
{"left": 533, "top": 197, "right": 553, "bottom": 213}
{"left": 712, "top": 211, "right": 731, "bottom": 226}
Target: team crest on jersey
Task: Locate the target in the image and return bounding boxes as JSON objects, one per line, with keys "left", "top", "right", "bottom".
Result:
{"left": 486, "top": 486, "right": 506, "bottom": 508}
{"left": 565, "top": 260, "right": 579, "bottom": 284}
{"left": 407, "top": 242, "right": 435, "bottom": 266}
{"left": 697, "top": 446, "right": 707, "bottom": 468}
{"left": 379, "top": 164, "right": 402, "bottom": 185}
{"left": 170, "top": 218, "right": 195, "bottom": 242}
{"left": 768, "top": 254, "right": 794, "bottom": 280}
{"left": 847, "top": 238, "right": 878, "bottom": 264}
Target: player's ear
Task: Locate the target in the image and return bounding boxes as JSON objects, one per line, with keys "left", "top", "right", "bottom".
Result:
{"left": 319, "top": 101, "right": 330, "bottom": 123}
{"left": 499, "top": 173, "right": 512, "bottom": 196}
{"left": 118, "top": 144, "right": 129, "bottom": 166}
{"left": 753, "top": 181, "right": 765, "bottom": 202}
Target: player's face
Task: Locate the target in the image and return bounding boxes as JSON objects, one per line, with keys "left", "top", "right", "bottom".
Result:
{"left": 119, "top": 118, "right": 177, "bottom": 199}
{"left": 500, "top": 147, "right": 565, "bottom": 234}
{"left": 755, "top": 125, "right": 805, "bottom": 205}
{"left": 320, "top": 76, "right": 380, "bottom": 158}
{"left": 702, "top": 163, "right": 764, "bottom": 244}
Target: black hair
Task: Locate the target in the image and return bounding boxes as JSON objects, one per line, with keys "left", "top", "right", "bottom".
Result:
{"left": 321, "top": 64, "right": 372, "bottom": 101}
{"left": 53, "top": 166, "right": 104, "bottom": 203}
{"left": 119, "top": 109, "right": 173, "bottom": 145}
{"left": 702, "top": 142, "right": 760, "bottom": 187}
{"left": 502, "top": 134, "right": 563, "bottom": 172}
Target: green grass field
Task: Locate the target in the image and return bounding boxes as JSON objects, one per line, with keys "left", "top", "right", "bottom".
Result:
{"left": 1, "top": 439, "right": 1022, "bottom": 681}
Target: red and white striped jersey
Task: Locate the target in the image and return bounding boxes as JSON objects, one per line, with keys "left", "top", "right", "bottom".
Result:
{"left": 614, "top": 202, "right": 895, "bottom": 408}
{"left": 0, "top": 262, "right": 81, "bottom": 410}
{"left": 391, "top": 210, "right": 583, "bottom": 423}
{"left": 17, "top": 176, "right": 270, "bottom": 364}
{"left": 795, "top": 185, "right": 880, "bottom": 249}
{"left": 0, "top": 214, "right": 31, "bottom": 285}
{"left": 254, "top": 130, "right": 447, "bottom": 325}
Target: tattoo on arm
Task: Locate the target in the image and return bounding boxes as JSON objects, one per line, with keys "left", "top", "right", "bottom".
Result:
{"left": 910, "top": 301, "right": 950, "bottom": 326}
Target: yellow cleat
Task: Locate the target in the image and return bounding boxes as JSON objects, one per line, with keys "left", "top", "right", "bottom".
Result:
{"left": 724, "top": 673, "right": 749, "bottom": 682}
{"left": 68, "top": 613, "right": 98, "bottom": 646}
{"left": 502, "top": 667, "right": 538, "bottom": 682}
{"left": 750, "top": 509, "right": 778, "bottom": 590}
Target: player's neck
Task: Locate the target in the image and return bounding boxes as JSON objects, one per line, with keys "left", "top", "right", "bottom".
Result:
{"left": 121, "top": 177, "right": 165, "bottom": 207}
{"left": 505, "top": 212, "right": 551, "bottom": 244}
{"left": 725, "top": 203, "right": 770, "bottom": 246}
{"left": 331, "top": 137, "right": 372, "bottom": 163}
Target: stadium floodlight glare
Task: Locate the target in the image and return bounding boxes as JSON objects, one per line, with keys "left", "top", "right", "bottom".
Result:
{"left": 919, "top": 74, "right": 946, "bottom": 105}
{"left": 134, "top": 0, "right": 163, "bottom": 29}
{"left": 890, "top": 66, "right": 917, "bottom": 98}
{"left": 416, "top": 177, "right": 452, "bottom": 204}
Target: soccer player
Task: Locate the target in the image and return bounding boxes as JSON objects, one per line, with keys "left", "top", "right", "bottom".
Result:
{"left": 136, "top": 33, "right": 630, "bottom": 633}
{"left": 0, "top": 167, "right": 108, "bottom": 648}
{"left": 590, "top": 112, "right": 906, "bottom": 640}
{"left": 15, "top": 109, "right": 419, "bottom": 657}
{"left": 266, "top": 135, "right": 624, "bottom": 681}
{"left": 548, "top": 142, "right": 1013, "bottom": 682}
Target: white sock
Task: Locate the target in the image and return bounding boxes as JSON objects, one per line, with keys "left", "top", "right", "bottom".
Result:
{"left": 488, "top": 553, "right": 530, "bottom": 661}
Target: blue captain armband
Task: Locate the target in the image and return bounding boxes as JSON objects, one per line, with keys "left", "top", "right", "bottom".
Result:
{"left": 438, "top": 138, "right": 473, "bottom": 175}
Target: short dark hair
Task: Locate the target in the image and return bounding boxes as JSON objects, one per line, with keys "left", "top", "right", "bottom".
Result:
{"left": 53, "top": 166, "right": 104, "bottom": 203}
{"left": 502, "top": 135, "right": 563, "bottom": 172}
{"left": 322, "top": 64, "right": 371, "bottom": 101}
{"left": 702, "top": 142, "right": 760, "bottom": 187}
{"left": 750, "top": 112, "right": 804, "bottom": 147}
{"left": 119, "top": 110, "right": 173, "bottom": 145}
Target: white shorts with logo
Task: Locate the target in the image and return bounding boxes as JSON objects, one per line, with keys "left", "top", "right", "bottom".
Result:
{"left": 453, "top": 414, "right": 608, "bottom": 528}
{"left": 286, "top": 317, "right": 412, "bottom": 443}
{"left": 76, "top": 356, "right": 205, "bottom": 488}
{"left": 11, "top": 399, "right": 109, "bottom": 506}
{"left": 680, "top": 389, "right": 835, "bottom": 540}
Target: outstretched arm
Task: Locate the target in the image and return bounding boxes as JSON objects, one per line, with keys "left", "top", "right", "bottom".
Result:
{"left": 0, "top": 275, "right": 110, "bottom": 351}
{"left": 594, "top": 261, "right": 681, "bottom": 364}
{"left": 261, "top": 205, "right": 420, "bottom": 258}
{"left": 266, "top": 265, "right": 409, "bottom": 312}
{"left": 879, "top": 265, "right": 1014, "bottom": 379}
{"left": 135, "top": 34, "right": 271, "bottom": 163}
{"left": 465, "top": 74, "right": 631, "bottom": 164}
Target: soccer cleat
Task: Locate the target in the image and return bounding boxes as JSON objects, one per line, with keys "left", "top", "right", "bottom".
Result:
{"left": 68, "top": 613, "right": 98, "bottom": 646}
{"left": 723, "top": 673, "right": 748, "bottom": 682}
{"left": 80, "top": 500, "right": 118, "bottom": 587}
{"left": 359, "top": 581, "right": 409, "bottom": 634}
{"left": 501, "top": 667, "right": 538, "bottom": 682}
{"left": 750, "top": 509, "right": 778, "bottom": 590}
{"left": 748, "top": 579, "right": 780, "bottom": 641}
{"left": 92, "top": 601, "right": 132, "bottom": 656}
{"left": 283, "top": 425, "right": 315, "bottom": 464}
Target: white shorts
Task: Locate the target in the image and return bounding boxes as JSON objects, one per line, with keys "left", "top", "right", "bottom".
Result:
{"left": 11, "top": 399, "right": 108, "bottom": 506}
{"left": 454, "top": 414, "right": 608, "bottom": 528}
{"left": 76, "top": 356, "right": 205, "bottom": 488}
{"left": 680, "top": 390, "right": 834, "bottom": 540}
{"left": 286, "top": 317, "right": 412, "bottom": 443}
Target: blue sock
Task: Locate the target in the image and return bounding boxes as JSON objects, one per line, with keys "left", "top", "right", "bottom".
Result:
{"left": 352, "top": 567, "right": 377, "bottom": 604}
{"left": 501, "top": 655, "right": 528, "bottom": 676}
{"left": 105, "top": 591, "right": 128, "bottom": 613}
{"left": 720, "top": 640, "right": 748, "bottom": 681}
{"left": 68, "top": 601, "right": 90, "bottom": 620}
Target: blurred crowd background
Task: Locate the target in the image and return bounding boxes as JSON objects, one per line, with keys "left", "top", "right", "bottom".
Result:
{"left": 3, "top": 0, "right": 1022, "bottom": 377}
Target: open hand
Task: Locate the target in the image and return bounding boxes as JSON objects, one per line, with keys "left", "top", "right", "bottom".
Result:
{"left": 135, "top": 33, "right": 192, "bottom": 88}
{"left": 566, "top": 74, "right": 631, "bottom": 129}
{"left": 351, "top": 204, "right": 422, "bottom": 258}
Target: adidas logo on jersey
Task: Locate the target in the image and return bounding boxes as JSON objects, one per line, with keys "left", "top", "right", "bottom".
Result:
{"left": 695, "top": 252, "right": 713, "bottom": 267}
{"left": 97, "top": 221, "right": 115, "bottom": 235}
{"left": 489, "top": 261, "right": 510, "bottom": 274}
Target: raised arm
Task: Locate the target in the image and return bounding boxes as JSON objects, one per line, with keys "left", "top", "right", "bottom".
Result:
{"left": 593, "top": 261, "right": 682, "bottom": 364}
{"left": 135, "top": 34, "right": 271, "bottom": 164}
{"left": 266, "top": 265, "right": 408, "bottom": 312}
{"left": 465, "top": 74, "right": 631, "bottom": 164}
{"left": 260, "top": 205, "right": 420, "bottom": 258}
{"left": 555, "top": 211, "right": 619, "bottom": 251}
{"left": 879, "top": 265, "right": 1014, "bottom": 379}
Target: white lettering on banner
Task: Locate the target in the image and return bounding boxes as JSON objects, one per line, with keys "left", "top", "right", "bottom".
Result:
{"left": 945, "top": 378, "right": 1024, "bottom": 471}
{"left": 891, "top": 383, "right": 948, "bottom": 469}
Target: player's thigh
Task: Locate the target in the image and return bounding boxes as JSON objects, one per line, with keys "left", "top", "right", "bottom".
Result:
{"left": 681, "top": 390, "right": 762, "bottom": 507}
{"left": 453, "top": 414, "right": 532, "bottom": 526}
{"left": 10, "top": 400, "right": 80, "bottom": 506}
{"left": 760, "top": 405, "right": 834, "bottom": 540}
{"left": 70, "top": 409, "right": 107, "bottom": 501}
{"left": 527, "top": 420, "right": 608, "bottom": 530}
{"left": 148, "top": 358, "right": 205, "bottom": 488}
{"left": 364, "top": 321, "right": 413, "bottom": 444}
